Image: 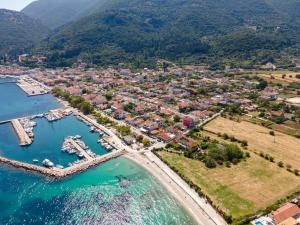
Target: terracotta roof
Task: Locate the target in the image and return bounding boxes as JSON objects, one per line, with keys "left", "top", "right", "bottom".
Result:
{"left": 271, "top": 203, "right": 300, "bottom": 224}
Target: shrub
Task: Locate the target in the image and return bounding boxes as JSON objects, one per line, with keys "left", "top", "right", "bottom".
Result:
{"left": 225, "top": 161, "right": 231, "bottom": 168}
{"left": 294, "top": 169, "right": 300, "bottom": 176}
{"left": 204, "top": 157, "right": 217, "bottom": 168}
{"left": 240, "top": 140, "right": 248, "bottom": 147}
{"left": 222, "top": 133, "right": 229, "bottom": 140}
{"left": 286, "top": 164, "right": 292, "bottom": 172}
{"left": 269, "top": 130, "right": 275, "bottom": 136}
{"left": 245, "top": 152, "right": 250, "bottom": 158}
{"left": 278, "top": 161, "right": 284, "bottom": 167}
{"left": 232, "top": 158, "right": 240, "bottom": 165}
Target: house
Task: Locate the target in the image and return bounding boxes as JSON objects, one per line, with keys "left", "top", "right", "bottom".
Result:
{"left": 113, "top": 109, "right": 126, "bottom": 120}
{"left": 176, "top": 135, "right": 198, "bottom": 150}
{"left": 111, "top": 103, "right": 122, "bottom": 111}
{"left": 66, "top": 86, "right": 81, "bottom": 96}
{"left": 270, "top": 111, "right": 284, "bottom": 118}
{"left": 142, "top": 120, "right": 159, "bottom": 131}
{"left": 92, "top": 95, "right": 107, "bottom": 105}
{"left": 156, "top": 130, "right": 173, "bottom": 143}
{"left": 261, "top": 87, "right": 278, "bottom": 100}
{"left": 182, "top": 117, "right": 195, "bottom": 129}
{"left": 270, "top": 203, "right": 300, "bottom": 224}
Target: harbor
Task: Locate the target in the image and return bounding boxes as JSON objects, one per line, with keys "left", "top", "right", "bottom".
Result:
{"left": 16, "top": 75, "right": 50, "bottom": 96}
{"left": 0, "top": 106, "right": 124, "bottom": 176}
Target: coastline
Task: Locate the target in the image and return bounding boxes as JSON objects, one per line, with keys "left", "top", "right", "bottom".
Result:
{"left": 124, "top": 152, "right": 227, "bottom": 225}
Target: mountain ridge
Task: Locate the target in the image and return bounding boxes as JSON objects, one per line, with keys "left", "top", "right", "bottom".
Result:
{"left": 0, "top": 9, "right": 49, "bottom": 57}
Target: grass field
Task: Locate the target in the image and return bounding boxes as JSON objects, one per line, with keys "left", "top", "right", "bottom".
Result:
{"left": 157, "top": 151, "right": 300, "bottom": 220}
{"left": 251, "top": 70, "right": 300, "bottom": 84}
{"left": 204, "top": 117, "right": 300, "bottom": 170}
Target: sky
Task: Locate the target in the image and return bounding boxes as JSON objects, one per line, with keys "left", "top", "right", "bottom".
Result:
{"left": 0, "top": 0, "right": 35, "bottom": 11}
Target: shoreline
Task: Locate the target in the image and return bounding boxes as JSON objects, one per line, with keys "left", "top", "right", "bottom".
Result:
{"left": 124, "top": 152, "right": 227, "bottom": 225}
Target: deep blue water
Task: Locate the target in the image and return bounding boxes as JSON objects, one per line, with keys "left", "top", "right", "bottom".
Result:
{"left": 0, "top": 82, "right": 60, "bottom": 121}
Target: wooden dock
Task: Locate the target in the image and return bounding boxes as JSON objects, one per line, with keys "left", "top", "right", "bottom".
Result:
{"left": 11, "top": 119, "right": 32, "bottom": 146}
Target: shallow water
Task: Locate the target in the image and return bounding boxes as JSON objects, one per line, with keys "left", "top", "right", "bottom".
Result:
{"left": 0, "top": 158, "right": 196, "bottom": 225}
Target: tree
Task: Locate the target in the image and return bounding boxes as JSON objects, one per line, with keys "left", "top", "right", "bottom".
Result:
{"left": 116, "top": 125, "right": 131, "bottom": 136}
{"left": 80, "top": 102, "right": 94, "bottom": 115}
{"left": 173, "top": 115, "right": 181, "bottom": 123}
{"left": 142, "top": 138, "right": 151, "bottom": 147}
{"left": 104, "top": 93, "right": 113, "bottom": 101}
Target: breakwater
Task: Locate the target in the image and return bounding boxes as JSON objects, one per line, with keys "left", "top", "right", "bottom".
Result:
{"left": 0, "top": 150, "right": 125, "bottom": 178}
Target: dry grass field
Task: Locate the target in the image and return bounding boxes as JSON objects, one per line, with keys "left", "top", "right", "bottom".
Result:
{"left": 157, "top": 151, "right": 300, "bottom": 220}
{"left": 204, "top": 117, "right": 300, "bottom": 170}
{"left": 252, "top": 70, "right": 300, "bottom": 84}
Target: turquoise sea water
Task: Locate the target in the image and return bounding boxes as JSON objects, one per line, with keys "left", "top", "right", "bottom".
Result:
{"left": 0, "top": 115, "right": 108, "bottom": 167}
{"left": 0, "top": 81, "right": 196, "bottom": 224}
{"left": 0, "top": 158, "right": 196, "bottom": 225}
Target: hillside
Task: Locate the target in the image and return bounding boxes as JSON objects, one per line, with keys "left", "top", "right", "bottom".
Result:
{"left": 22, "top": 0, "right": 110, "bottom": 29}
{"left": 34, "top": 0, "right": 300, "bottom": 68}
{"left": 0, "top": 9, "right": 49, "bottom": 57}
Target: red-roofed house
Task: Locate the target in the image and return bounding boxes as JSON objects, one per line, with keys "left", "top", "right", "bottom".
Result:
{"left": 182, "top": 117, "right": 195, "bottom": 129}
{"left": 270, "top": 203, "right": 300, "bottom": 224}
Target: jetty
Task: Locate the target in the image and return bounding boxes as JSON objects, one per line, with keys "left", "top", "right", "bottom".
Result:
{"left": 0, "top": 150, "right": 125, "bottom": 178}
{"left": 11, "top": 119, "right": 32, "bottom": 146}
{"left": 65, "top": 137, "right": 93, "bottom": 160}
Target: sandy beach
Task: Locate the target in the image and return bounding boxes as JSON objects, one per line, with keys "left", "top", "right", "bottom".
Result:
{"left": 124, "top": 152, "right": 227, "bottom": 225}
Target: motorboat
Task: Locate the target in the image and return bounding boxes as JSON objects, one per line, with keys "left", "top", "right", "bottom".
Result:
{"left": 42, "top": 159, "right": 54, "bottom": 168}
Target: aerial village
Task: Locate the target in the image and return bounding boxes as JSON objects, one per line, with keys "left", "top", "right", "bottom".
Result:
{"left": 0, "top": 63, "right": 300, "bottom": 225}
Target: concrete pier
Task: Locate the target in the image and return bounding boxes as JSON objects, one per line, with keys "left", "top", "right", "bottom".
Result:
{"left": 65, "top": 138, "right": 92, "bottom": 160}
{"left": 0, "top": 150, "right": 125, "bottom": 178}
{"left": 11, "top": 119, "right": 32, "bottom": 146}
{"left": 16, "top": 76, "right": 49, "bottom": 96}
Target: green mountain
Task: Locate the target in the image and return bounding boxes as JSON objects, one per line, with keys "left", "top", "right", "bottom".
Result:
{"left": 35, "top": 0, "right": 300, "bottom": 68}
{"left": 0, "top": 9, "right": 49, "bottom": 57}
{"left": 22, "top": 0, "right": 110, "bottom": 29}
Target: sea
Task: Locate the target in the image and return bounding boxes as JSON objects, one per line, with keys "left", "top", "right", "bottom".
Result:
{"left": 0, "top": 80, "right": 196, "bottom": 224}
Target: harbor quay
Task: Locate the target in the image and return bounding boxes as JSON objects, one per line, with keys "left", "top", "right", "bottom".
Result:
{"left": 16, "top": 75, "right": 50, "bottom": 96}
